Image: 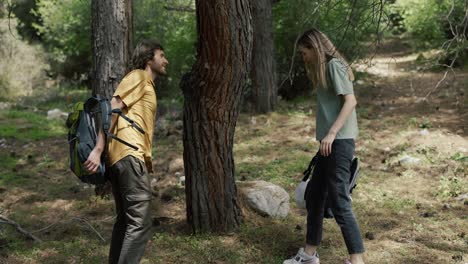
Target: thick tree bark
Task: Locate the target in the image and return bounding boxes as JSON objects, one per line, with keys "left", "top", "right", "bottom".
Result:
{"left": 250, "top": 0, "right": 277, "bottom": 113}
{"left": 91, "top": 0, "right": 132, "bottom": 98}
{"left": 181, "top": 0, "right": 252, "bottom": 233}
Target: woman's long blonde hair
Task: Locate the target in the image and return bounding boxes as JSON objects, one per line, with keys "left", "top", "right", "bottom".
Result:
{"left": 297, "top": 28, "right": 354, "bottom": 89}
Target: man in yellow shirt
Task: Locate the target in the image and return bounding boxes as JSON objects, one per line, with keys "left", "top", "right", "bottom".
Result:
{"left": 84, "top": 40, "right": 168, "bottom": 264}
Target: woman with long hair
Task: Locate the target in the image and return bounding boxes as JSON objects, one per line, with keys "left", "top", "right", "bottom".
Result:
{"left": 283, "top": 28, "right": 365, "bottom": 264}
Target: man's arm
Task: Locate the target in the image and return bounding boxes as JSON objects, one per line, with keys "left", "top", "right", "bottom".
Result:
{"left": 109, "top": 96, "right": 125, "bottom": 133}
{"left": 83, "top": 96, "right": 126, "bottom": 173}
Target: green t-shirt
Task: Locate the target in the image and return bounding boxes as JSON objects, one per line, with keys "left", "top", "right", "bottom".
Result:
{"left": 316, "top": 58, "right": 359, "bottom": 140}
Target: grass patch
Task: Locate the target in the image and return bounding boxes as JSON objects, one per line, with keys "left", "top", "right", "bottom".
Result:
{"left": 235, "top": 140, "right": 312, "bottom": 187}
{"left": 0, "top": 155, "right": 18, "bottom": 185}
{"left": 151, "top": 232, "right": 244, "bottom": 263}
{"left": 25, "top": 86, "right": 91, "bottom": 112}
{"left": 437, "top": 176, "right": 465, "bottom": 199}
{"left": 0, "top": 109, "right": 66, "bottom": 140}
{"left": 7, "top": 239, "right": 108, "bottom": 264}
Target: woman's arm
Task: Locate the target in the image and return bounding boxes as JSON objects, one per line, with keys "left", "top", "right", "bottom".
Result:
{"left": 320, "top": 94, "right": 357, "bottom": 156}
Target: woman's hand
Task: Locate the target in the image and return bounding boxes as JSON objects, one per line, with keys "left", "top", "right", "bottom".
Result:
{"left": 83, "top": 148, "right": 102, "bottom": 173}
{"left": 320, "top": 131, "right": 336, "bottom": 156}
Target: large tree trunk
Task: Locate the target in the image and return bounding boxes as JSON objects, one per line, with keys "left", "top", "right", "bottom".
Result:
{"left": 250, "top": 0, "right": 277, "bottom": 113}
{"left": 181, "top": 0, "right": 252, "bottom": 233}
{"left": 91, "top": 0, "right": 133, "bottom": 97}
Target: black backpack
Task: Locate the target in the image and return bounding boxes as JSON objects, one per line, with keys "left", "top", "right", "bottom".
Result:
{"left": 302, "top": 151, "right": 360, "bottom": 218}
{"left": 66, "top": 96, "right": 145, "bottom": 185}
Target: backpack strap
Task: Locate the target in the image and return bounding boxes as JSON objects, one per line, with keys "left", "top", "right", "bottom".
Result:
{"left": 86, "top": 96, "right": 147, "bottom": 151}
{"left": 302, "top": 151, "right": 320, "bottom": 181}
{"left": 106, "top": 107, "right": 146, "bottom": 151}
{"left": 106, "top": 133, "right": 139, "bottom": 150}
{"left": 111, "top": 108, "right": 145, "bottom": 135}
{"left": 349, "top": 157, "right": 360, "bottom": 194}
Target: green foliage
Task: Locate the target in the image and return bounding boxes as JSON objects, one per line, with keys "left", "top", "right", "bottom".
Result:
{"left": 393, "top": 0, "right": 468, "bottom": 66}
{"left": 394, "top": 0, "right": 446, "bottom": 46}
{"left": 134, "top": 0, "right": 196, "bottom": 98}
{"left": 11, "top": 0, "right": 42, "bottom": 41}
{"left": 450, "top": 152, "right": 468, "bottom": 162}
{"left": 438, "top": 176, "right": 464, "bottom": 198}
{"left": 0, "top": 154, "right": 17, "bottom": 186}
{"left": 33, "top": 0, "right": 91, "bottom": 79}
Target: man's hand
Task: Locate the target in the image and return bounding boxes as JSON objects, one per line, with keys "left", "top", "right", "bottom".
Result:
{"left": 320, "top": 131, "right": 336, "bottom": 157}
{"left": 83, "top": 148, "right": 102, "bottom": 173}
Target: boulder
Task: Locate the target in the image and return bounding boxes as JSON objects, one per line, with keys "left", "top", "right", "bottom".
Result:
{"left": 47, "top": 108, "right": 67, "bottom": 120}
{"left": 168, "top": 158, "right": 184, "bottom": 173}
{"left": 398, "top": 155, "right": 421, "bottom": 165}
{"left": 238, "top": 180, "right": 289, "bottom": 218}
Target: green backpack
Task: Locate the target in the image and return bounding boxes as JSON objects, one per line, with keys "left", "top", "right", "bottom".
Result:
{"left": 66, "top": 96, "right": 145, "bottom": 185}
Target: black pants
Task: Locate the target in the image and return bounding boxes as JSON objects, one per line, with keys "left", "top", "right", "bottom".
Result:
{"left": 305, "top": 139, "right": 364, "bottom": 254}
{"left": 108, "top": 155, "right": 152, "bottom": 264}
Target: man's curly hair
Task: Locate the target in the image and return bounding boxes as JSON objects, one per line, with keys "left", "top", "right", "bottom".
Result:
{"left": 131, "top": 40, "right": 164, "bottom": 70}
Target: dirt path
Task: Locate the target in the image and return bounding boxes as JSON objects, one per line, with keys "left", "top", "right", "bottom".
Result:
{"left": 347, "top": 38, "right": 468, "bottom": 263}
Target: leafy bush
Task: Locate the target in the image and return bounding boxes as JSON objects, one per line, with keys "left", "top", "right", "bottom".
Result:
{"left": 393, "top": 0, "right": 468, "bottom": 66}
{"left": 395, "top": 0, "right": 451, "bottom": 47}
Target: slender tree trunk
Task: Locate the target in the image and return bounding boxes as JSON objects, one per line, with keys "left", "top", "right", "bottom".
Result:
{"left": 181, "top": 0, "right": 252, "bottom": 233}
{"left": 91, "top": 0, "right": 132, "bottom": 97}
{"left": 250, "top": 0, "right": 277, "bottom": 113}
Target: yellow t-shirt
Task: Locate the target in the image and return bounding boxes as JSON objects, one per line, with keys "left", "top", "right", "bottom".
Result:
{"left": 107, "top": 70, "right": 157, "bottom": 172}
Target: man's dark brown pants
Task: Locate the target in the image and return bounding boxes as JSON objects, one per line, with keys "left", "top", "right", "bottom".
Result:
{"left": 108, "top": 155, "right": 152, "bottom": 264}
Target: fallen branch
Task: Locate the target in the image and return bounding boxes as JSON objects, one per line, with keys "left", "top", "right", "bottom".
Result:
{"left": 30, "top": 216, "right": 111, "bottom": 242}
{"left": 72, "top": 217, "right": 106, "bottom": 242}
{"left": 0, "top": 215, "right": 42, "bottom": 242}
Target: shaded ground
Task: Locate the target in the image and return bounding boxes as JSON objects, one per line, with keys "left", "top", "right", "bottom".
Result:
{"left": 0, "top": 37, "right": 467, "bottom": 263}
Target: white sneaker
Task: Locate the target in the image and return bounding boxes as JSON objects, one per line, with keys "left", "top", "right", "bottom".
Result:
{"left": 283, "top": 248, "right": 320, "bottom": 264}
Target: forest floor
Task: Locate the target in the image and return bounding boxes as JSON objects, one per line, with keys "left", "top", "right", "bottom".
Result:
{"left": 0, "top": 37, "right": 467, "bottom": 264}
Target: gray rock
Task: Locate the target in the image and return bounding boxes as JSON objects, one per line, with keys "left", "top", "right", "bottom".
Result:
{"left": 250, "top": 117, "right": 257, "bottom": 126}
{"left": 168, "top": 158, "right": 184, "bottom": 173}
{"left": 0, "top": 138, "right": 6, "bottom": 148}
{"left": 238, "top": 180, "right": 289, "bottom": 218}
{"left": 419, "top": 129, "right": 429, "bottom": 136}
{"left": 47, "top": 108, "right": 67, "bottom": 120}
{"left": 173, "top": 120, "right": 183, "bottom": 130}
{"left": 0, "top": 102, "right": 12, "bottom": 110}
{"left": 179, "top": 176, "right": 185, "bottom": 186}
{"left": 399, "top": 155, "right": 421, "bottom": 165}
{"left": 150, "top": 178, "right": 158, "bottom": 188}
{"left": 455, "top": 193, "right": 468, "bottom": 201}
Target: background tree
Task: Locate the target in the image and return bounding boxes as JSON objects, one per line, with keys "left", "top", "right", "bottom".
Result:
{"left": 250, "top": 0, "right": 277, "bottom": 113}
{"left": 181, "top": 0, "right": 252, "bottom": 233}
{"left": 34, "top": 0, "right": 91, "bottom": 80}
{"left": 91, "top": 0, "right": 132, "bottom": 97}
{"left": 133, "top": 0, "right": 196, "bottom": 98}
